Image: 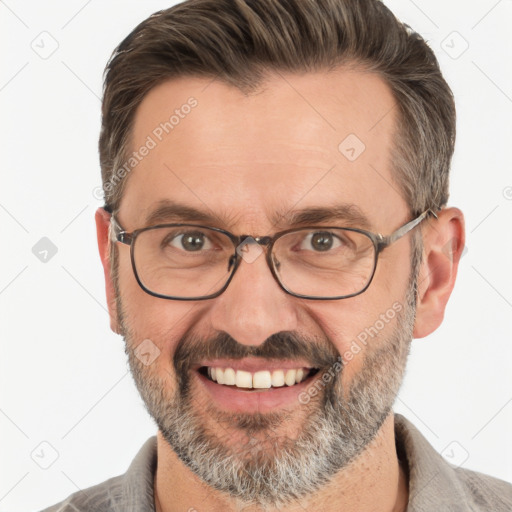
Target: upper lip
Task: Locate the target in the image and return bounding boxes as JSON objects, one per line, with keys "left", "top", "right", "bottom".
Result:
{"left": 193, "top": 357, "right": 316, "bottom": 373}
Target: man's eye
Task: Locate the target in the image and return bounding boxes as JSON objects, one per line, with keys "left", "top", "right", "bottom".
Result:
{"left": 166, "top": 231, "right": 212, "bottom": 252}
{"left": 300, "top": 231, "right": 343, "bottom": 252}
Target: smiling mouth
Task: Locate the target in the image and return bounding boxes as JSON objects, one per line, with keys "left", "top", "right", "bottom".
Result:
{"left": 197, "top": 366, "right": 320, "bottom": 391}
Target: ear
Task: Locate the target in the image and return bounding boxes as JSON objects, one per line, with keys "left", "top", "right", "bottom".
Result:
{"left": 413, "top": 207, "right": 465, "bottom": 339}
{"left": 95, "top": 207, "right": 121, "bottom": 334}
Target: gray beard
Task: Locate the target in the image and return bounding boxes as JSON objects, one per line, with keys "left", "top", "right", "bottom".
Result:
{"left": 121, "top": 283, "right": 415, "bottom": 509}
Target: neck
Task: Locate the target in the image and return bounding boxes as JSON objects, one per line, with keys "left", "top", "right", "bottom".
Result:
{"left": 154, "top": 413, "right": 409, "bottom": 512}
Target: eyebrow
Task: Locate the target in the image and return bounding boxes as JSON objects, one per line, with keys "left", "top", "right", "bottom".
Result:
{"left": 275, "top": 205, "right": 372, "bottom": 230}
{"left": 142, "top": 200, "right": 373, "bottom": 232}
{"left": 144, "top": 200, "right": 221, "bottom": 226}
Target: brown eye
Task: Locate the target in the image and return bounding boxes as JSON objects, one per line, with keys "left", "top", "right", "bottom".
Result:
{"left": 180, "top": 232, "right": 206, "bottom": 251}
{"left": 310, "top": 232, "right": 334, "bottom": 251}
{"left": 300, "top": 231, "right": 342, "bottom": 252}
{"left": 164, "top": 231, "right": 212, "bottom": 252}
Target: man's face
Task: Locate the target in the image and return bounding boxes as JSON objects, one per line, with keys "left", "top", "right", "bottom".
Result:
{"left": 112, "top": 69, "right": 418, "bottom": 507}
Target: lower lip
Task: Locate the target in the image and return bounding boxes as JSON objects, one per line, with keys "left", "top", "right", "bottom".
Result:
{"left": 194, "top": 369, "right": 319, "bottom": 414}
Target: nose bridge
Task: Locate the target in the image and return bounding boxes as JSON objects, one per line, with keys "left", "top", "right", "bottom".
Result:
{"left": 238, "top": 234, "right": 272, "bottom": 247}
{"left": 209, "top": 239, "right": 298, "bottom": 347}
{"left": 232, "top": 235, "right": 274, "bottom": 276}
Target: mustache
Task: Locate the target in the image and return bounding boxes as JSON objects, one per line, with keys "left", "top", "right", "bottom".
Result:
{"left": 173, "top": 330, "right": 342, "bottom": 379}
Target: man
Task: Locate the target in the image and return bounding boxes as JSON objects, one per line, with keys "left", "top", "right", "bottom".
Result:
{"left": 42, "top": 0, "right": 512, "bottom": 510}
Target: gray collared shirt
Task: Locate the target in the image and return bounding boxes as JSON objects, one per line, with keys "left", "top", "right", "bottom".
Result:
{"left": 40, "top": 414, "right": 512, "bottom": 511}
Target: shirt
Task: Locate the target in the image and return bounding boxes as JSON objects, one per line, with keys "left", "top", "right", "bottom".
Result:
{"left": 40, "top": 413, "right": 512, "bottom": 511}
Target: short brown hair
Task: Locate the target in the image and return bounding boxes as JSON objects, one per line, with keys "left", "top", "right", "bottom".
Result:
{"left": 99, "top": 0, "right": 455, "bottom": 216}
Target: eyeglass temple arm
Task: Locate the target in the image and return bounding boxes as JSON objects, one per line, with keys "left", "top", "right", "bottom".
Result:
{"left": 108, "top": 214, "right": 131, "bottom": 245}
{"left": 377, "top": 209, "right": 437, "bottom": 248}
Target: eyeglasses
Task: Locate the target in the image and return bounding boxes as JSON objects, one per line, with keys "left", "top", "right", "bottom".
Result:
{"left": 109, "top": 209, "right": 435, "bottom": 301}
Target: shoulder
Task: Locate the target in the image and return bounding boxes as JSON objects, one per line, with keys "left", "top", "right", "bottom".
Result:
{"left": 38, "top": 436, "right": 157, "bottom": 512}
{"left": 38, "top": 474, "right": 125, "bottom": 511}
{"left": 452, "top": 465, "right": 512, "bottom": 511}
{"left": 394, "top": 414, "right": 512, "bottom": 512}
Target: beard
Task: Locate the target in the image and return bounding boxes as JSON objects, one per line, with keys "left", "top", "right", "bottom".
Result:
{"left": 117, "top": 261, "right": 418, "bottom": 509}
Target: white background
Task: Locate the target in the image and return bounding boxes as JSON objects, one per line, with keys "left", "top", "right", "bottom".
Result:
{"left": 1, "top": 1, "right": 511, "bottom": 510}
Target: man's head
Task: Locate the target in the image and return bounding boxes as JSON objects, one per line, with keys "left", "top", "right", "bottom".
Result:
{"left": 99, "top": 0, "right": 456, "bottom": 217}
{"left": 95, "top": 0, "right": 465, "bottom": 508}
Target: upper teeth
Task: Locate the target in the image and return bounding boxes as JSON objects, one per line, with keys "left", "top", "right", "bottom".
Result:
{"left": 206, "top": 367, "right": 308, "bottom": 389}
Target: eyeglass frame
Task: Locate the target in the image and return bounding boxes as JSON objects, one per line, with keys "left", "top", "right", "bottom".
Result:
{"left": 108, "top": 208, "right": 436, "bottom": 301}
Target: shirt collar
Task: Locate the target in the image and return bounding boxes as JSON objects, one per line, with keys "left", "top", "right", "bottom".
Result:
{"left": 116, "top": 436, "right": 158, "bottom": 512}
{"left": 394, "top": 413, "right": 473, "bottom": 510}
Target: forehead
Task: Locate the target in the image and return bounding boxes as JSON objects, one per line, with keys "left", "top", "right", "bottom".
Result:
{"left": 121, "top": 68, "right": 407, "bottom": 232}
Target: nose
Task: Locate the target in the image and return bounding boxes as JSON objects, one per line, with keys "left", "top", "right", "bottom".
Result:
{"left": 208, "top": 242, "right": 298, "bottom": 347}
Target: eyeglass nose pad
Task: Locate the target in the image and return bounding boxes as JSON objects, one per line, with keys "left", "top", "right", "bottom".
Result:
{"left": 236, "top": 237, "right": 264, "bottom": 264}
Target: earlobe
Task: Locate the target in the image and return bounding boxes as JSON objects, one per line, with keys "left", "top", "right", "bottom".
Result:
{"left": 95, "top": 207, "right": 121, "bottom": 334}
{"left": 413, "top": 207, "right": 465, "bottom": 339}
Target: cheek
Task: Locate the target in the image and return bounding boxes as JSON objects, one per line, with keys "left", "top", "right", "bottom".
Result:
{"left": 307, "top": 284, "right": 407, "bottom": 382}
{"left": 373, "top": 238, "right": 415, "bottom": 299}
{"left": 116, "top": 256, "right": 201, "bottom": 364}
